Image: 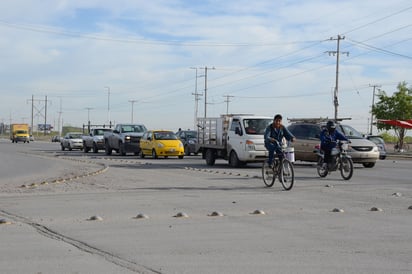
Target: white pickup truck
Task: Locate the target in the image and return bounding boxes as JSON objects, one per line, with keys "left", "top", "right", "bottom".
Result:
{"left": 195, "top": 114, "right": 273, "bottom": 167}
{"left": 83, "top": 127, "right": 113, "bottom": 153}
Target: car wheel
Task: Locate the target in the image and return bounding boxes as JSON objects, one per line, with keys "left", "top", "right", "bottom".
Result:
{"left": 152, "top": 149, "right": 158, "bottom": 159}
{"left": 363, "top": 162, "right": 375, "bottom": 168}
{"left": 140, "top": 150, "right": 145, "bottom": 159}
{"left": 68, "top": 144, "right": 72, "bottom": 151}
{"left": 61, "top": 144, "right": 65, "bottom": 151}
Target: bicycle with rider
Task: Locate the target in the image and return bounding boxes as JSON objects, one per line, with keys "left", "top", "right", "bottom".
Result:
{"left": 264, "top": 114, "right": 296, "bottom": 166}
{"left": 320, "top": 120, "right": 349, "bottom": 168}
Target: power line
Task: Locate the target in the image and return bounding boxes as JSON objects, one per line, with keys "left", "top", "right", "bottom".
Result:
{"left": 0, "top": 19, "right": 321, "bottom": 47}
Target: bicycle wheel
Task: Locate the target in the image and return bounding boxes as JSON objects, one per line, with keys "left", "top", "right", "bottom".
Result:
{"left": 262, "top": 162, "right": 275, "bottom": 187}
{"left": 279, "top": 159, "right": 294, "bottom": 190}
{"left": 340, "top": 156, "right": 353, "bottom": 180}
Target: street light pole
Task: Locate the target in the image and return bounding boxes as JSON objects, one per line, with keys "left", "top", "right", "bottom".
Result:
{"left": 85, "top": 107, "right": 93, "bottom": 133}
{"left": 128, "top": 100, "right": 138, "bottom": 123}
{"left": 190, "top": 67, "right": 203, "bottom": 129}
{"left": 369, "top": 84, "right": 381, "bottom": 135}
{"left": 104, "top": 86, "right": 110, "bottom": 125}
{"left": 85, "top": 107, "right": 93, "bottom": 123}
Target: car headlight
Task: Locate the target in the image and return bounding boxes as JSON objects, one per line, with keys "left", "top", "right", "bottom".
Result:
{"left": 373, "top": 146, "right": 379, "bottom": 152}
{"left": 188, "top": 139, "right": 196, "bottom": 145}
{"left": 157, "top": 143, "right": 164, "bottom": 148}
{"left": 125, "top": 136, "right": 131, "bottom": 141}
{"left": 245, "top": 140, "right": 255, "bottom": 150}
{"left": 179, "top": 142, "right": 183, "bottom": 148}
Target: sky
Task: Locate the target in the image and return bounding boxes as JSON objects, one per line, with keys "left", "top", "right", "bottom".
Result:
{"left": 1, "top": 0, "right": 411, "bottom": 135}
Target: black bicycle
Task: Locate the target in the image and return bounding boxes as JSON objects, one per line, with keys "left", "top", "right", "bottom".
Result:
{"left": 262, "top": 146, "right": 294, "bottom": 190}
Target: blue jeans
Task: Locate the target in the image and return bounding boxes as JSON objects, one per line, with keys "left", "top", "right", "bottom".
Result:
{"left": 265, "top": 142, "right": 283, "bottom": 165}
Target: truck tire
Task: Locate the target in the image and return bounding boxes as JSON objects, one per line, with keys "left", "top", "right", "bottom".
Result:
{"left": 229, "top": 151, "right": 242, "bottom": 168}
{"left": 205, "top": 149, "right": 216, "bottom": 166}
{"left": 105, "top": 141, "right": 112, "bottom": 155}
{"left": 93, "top": 143, "right": 98, "bottom": 153}
{"left": 119, "top": 142, "right": 126, "bottom": 156}
{"left": 184, "top": 145, "right": 191, "bottom": 156}
{"left": 83, "top": 142, "right": 90, "bottom": 153}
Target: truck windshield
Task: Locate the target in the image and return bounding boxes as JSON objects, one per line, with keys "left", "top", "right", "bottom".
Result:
{"left": 122, "top": 125, "right": 146, "bottom": 133}
{"left": 244, "top": 119, "right": 272, "bottom": 135}
{"left": 95, "top": 129, "right": 112, "bottom": 135}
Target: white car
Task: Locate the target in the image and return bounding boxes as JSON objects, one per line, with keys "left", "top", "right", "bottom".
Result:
{"left": 61, "top": 132, "right": 84, "bottom": 151}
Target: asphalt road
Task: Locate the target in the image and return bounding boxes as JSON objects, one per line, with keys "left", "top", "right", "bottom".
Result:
{"left": 1, "top": 139, "right": 411, "bottom": 274}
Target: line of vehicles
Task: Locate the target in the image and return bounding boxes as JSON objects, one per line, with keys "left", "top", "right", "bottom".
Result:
{"left": 53, "top": 114, "right": 383, "bottom": 168}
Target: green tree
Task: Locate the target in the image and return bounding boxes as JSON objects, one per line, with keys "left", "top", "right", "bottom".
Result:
{"left": 372, "top": 82, "right": 412, "bottom": 150}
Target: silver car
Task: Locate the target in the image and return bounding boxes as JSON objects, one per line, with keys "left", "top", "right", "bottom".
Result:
{"left": 287, "top": 121, "right": 379, "bottom": 168}
{"left": 366, "top": 135, "right": 387, "bottom": 160}
{"left": 61, "top": 132, "right": 84, "bottom": 151}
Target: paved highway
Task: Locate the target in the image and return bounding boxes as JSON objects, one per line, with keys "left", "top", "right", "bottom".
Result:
{"left": 1, "top": 139, "right": 411, "bottom": 273}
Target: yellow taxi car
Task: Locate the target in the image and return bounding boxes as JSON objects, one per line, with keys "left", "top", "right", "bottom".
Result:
{"left": 139, "top": 130, "right": 185, "bottom": 159}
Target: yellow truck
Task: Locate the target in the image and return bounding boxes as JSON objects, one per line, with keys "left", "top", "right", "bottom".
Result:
{"left": 10, "top": 124, "right": 30, "bottom": 143}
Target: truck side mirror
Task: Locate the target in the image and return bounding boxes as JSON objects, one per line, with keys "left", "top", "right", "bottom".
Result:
{"left": 113, "top": 130, "right": 119, "bottom": 134}
{"left": 235, "top": 127, "right": 242, "bottom": 136}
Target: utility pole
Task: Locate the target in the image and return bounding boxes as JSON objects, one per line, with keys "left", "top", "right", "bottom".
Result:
{"left": 31, "top": 95, "right": 34, "bottom": 135}
{"left": 223, "top": 95, "right": 234, "bottom": 115}
{"left": 369, "top": 84, "right": 381, "bottom": 135}
{"left": 190, "top": 67, "right": 203, "bottom": 129}
{"left": 199, "top": 66, "right": 215, "bottom": 118}
{"left": 58, "top": 97, "right": 62, "bottom": 136}
{"left": 128, "top": 100, "right": 138, "bottom": 123}
{"left": 327, "top": 35, "right": 349, "bottom": 121}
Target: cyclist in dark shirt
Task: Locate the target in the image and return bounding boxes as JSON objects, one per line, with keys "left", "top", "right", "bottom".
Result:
{"left": 320, "top": 120, "right": 349, "bottom": 168}
{"left": 264, "top": 114, "right": 295, "bottom": 166}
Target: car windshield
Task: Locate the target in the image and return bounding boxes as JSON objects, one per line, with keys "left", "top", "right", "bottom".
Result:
{"left": 368, "top": 136, "right": 385, "bottom": 145}
{"left": 154, "top": 131, "right": 178, "bottom": 140}
{"left": 185, "top": 131, "right": 197, "bottom": 139}
{"left": 244, "top": 118, "right": 272, "bottom": 135}
{"left": 339, "top": 124, "right": 364, "bottom": 139}
{"left": 69, "top": 133, "right": 82, "bottom": 138}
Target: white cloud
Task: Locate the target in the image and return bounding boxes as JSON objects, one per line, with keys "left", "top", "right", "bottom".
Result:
{"left": 0, "top": 0, "right": 411, "bottom": 133}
